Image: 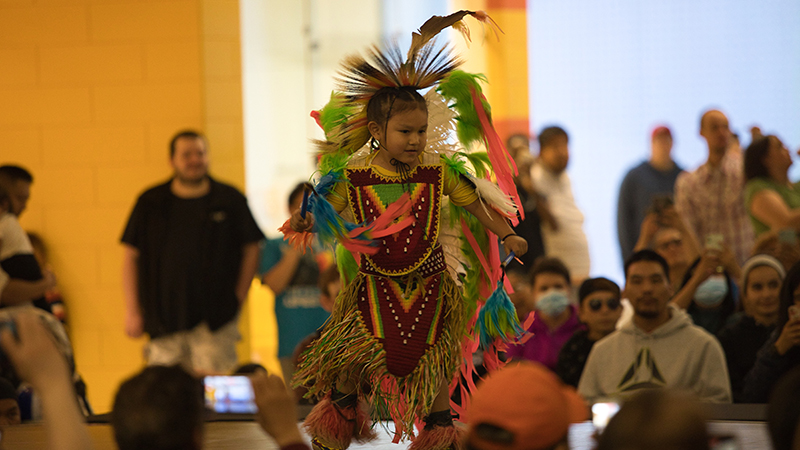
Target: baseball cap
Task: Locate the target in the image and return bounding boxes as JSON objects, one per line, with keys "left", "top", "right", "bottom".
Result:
{"left": 465, "top": 362, "right": 588, "bottom": 450}
{"left": 651, "top": 125, "right": 672, "bottom": 140}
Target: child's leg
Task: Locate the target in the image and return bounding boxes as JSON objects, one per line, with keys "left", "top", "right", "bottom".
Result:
{"left": 410, "top": 380, "right": 464, "bottom": 450}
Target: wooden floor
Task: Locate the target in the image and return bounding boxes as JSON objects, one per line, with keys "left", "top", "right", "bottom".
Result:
{"left": 1, "top": 420, "right": 772, "bottom": 450}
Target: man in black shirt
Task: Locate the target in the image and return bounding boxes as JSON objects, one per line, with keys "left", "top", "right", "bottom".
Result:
{"left": 121, "top": 130, "right": 264, "bottom": 374}
{"left": 556, "top": 277, "right": 622, "bottom": 387}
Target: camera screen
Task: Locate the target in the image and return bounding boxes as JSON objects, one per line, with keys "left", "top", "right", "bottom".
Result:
{"left": 203, "top": 375, "right": 257, "bottom": 414}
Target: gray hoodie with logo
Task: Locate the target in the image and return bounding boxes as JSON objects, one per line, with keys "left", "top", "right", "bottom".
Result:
{"left": 578, "top": 304, "right": 732, "bottom": 403}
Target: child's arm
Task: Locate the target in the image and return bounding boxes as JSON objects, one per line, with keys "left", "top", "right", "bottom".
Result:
{"left": 462, "top": 200, "right": 528, "bottom": 256}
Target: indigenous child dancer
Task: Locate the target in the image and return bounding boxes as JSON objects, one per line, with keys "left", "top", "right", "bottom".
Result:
{"left": 283, "top": 11, "right": 528, "bottom": 450}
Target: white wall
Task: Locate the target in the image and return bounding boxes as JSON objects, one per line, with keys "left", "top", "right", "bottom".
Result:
{"left": 529, "top": 0, "right": 800, "bottom": 284}
{"left": 241, "top": 0, "right": 381, "bottom": 236}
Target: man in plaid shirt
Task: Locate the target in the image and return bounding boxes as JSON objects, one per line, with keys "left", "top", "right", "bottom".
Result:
{"left": 674, "top": 109, "right": 754, "bottom": 265}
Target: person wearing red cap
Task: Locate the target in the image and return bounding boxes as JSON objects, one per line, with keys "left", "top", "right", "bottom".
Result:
{"left": 464, "top": 362, "right": 588, "bottom": 450}
{"left": 616, "top": 125, "right": 684, "bottom": 263}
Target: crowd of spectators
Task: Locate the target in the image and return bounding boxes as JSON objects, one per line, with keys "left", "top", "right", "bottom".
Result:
{"left": 3, "top": 106, "right": 800, "bottom": 450}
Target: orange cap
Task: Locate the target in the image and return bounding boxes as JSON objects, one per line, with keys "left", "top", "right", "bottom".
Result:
{"left": 465, "top": 362, "right": 588, "bottom": 450}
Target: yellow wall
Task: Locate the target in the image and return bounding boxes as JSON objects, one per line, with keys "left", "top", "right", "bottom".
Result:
{"left": 0, "top": 0, "right": 248, "bottom": 413}
{"left": 451, "top": 0, "right": 530, "bottom": 140}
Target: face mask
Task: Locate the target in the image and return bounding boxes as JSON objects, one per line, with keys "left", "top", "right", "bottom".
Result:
{"left": 535, "top": 289, "right": 570, "bottom": 317}
{"left": 694, "top": 275, "right": 728, "bottom": 308}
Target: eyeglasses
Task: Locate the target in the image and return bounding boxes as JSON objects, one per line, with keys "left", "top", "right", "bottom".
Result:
{"left": 587, "top": 298, "right": 621, "bottom": 311}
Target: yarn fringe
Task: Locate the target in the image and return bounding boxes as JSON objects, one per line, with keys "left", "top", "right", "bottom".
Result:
{"left": 303, "top": 395, "right": 377, "bottom": 449}
{"left": 409, "top": 425, "right": 465, "bottom": 450}
{"left": 294, "top": 272, "right": 466, "bottom": 443}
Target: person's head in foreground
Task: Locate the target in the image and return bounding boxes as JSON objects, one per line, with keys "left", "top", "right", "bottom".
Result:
{"left": 578, "top": 277, "right": 622, "bottom": 341}
{"left": 464, "top": 362, "right": 587, "bottom": 450}
{"left": 596, "top": 389, "right": 709, "bottom": 450}
{"left": 768, "top": 366, "right": 800, "bottom": 450}
{"left": 112, "top": 365, "right": 204, "bottom": 450}
{"left": 0, "top": 377, "right": 20, "bottom": 430}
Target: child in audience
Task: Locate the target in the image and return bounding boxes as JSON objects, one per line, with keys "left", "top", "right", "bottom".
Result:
{"left": 556, "top": 277, "right": 622, "bottom": 387}
{"left": 718, "top": 255, "right": 784, "bottom": 402}
{"left": 506, "top": 257, "right": 582, "bottom": 370}
{"left": 292, "top": 264, "right": 339, "bottom": 403}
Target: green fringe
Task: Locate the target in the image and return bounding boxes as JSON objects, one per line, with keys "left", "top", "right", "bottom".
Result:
{"left": 317, "top": 92, "right": 356, "bottom": 139}
{"left": 293, "top": 272, "right": 466, "bottom": 442}
{"left": 437, "top": 70, "right": 490, "bottom": 149}
{"left": 335, "top": 245, "right": 359, "bottom": 287}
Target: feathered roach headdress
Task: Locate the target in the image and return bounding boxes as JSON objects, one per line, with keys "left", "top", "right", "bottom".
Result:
{"left": 312, "top": 10, "right": 502, "bottom": 157}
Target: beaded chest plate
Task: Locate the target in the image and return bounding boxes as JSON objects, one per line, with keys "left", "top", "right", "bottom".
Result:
{"left": 345, "top": 164, "right": 443, "bottom": 276}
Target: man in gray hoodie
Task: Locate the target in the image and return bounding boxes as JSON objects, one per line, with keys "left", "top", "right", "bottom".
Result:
{"left": 578, "top": 250, "right": 731, "bottom": 403}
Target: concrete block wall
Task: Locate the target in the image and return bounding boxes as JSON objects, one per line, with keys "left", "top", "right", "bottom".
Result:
{"left": 0, "top": 0, "right": 247, "bottom": 413}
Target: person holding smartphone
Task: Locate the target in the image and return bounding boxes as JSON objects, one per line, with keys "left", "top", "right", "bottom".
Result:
{"left": 743, "top": 260, "right": 800, "bottom": 402}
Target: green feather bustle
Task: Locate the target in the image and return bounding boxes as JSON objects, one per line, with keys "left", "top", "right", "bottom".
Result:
{"left": 437, "top": 70, "right": 491, "bottom": 149}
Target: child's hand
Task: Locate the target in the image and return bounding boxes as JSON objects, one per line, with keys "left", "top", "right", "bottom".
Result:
{"left": 290, "top": 209, "right": 314, "bottom": 232}
{"left": 503, "top": 235, "right": 528, "bottom": 257}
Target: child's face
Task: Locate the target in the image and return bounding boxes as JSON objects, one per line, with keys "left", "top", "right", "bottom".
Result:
{"left": 578, "top": 290, "right": 622, "bottom": 338}
{"left": 530, "top": 272, "right": 570, "bottom": 308}
{"left": 539, "top": 135, "right": 569, "bottom": 174}
{"left": 370, "top": 107, "right": 428, "bottom": 166}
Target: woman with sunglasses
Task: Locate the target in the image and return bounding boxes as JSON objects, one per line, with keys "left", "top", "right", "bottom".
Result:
{"left": 555, "top": 277, "right": 623, "bottom": 387}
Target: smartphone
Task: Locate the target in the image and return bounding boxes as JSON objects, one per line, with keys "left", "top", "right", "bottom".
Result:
{"left": 203, "top": 375, "right": 257, "bottom": 414}
{"left": 591, "top": 401, "right": 620, "bottom": 432}
{"left": 705, "top": 233, "right": 724, "bottom": 251}
{"left": 789, "top": 305, "right": 800, "bottom": 322}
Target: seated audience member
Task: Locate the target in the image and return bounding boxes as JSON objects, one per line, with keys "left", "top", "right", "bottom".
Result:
{"left": 113, "top": 365, "right": 310, "bottom": 450}
{"left": 0, "top": 377, "right": 20, "bottom": 432}
{"left": 671, "top": 253, "right": 738, "bottom": 334}
{"left": 744, "top": 135, "right": 800, "bottom": 238}
{"left": 556, "top": 277, "right": 622, "bottom": 387}
{"left": 0, "top": 312, "right": 94, "bottom": 450}
{"left": 743, "top": 261, "right": 800, "bottom": 403}
{"left": 578, "top": 250, "right": 731, "bottom": 403}
{"left": 26, "top": 232, "right": 66, "bottom": 323}
{"left": 596, "top": 389, "right": 710, "bottom": 450}
{"left": 505, "top": 258, "right": 582, "bottom": 370}
{"left": 718, "top": 255, "right": 784, "bottom": 402}
{"left": 464, "top": 362, "right": 587, "bottom": 450}
{"left": 617, "top": 125, "right": 684, "bottom": 262}
{"left": 767, "top": 366, "right": 800, "bottom": 450}
{"left": 0, "top": 185, "right": 55, "bottom": 307}
{"left": 531, "top": 126, "right": 591, "bottom": 282}
{"left": 634, "top": 204, "right": 700, "bottom": 293}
